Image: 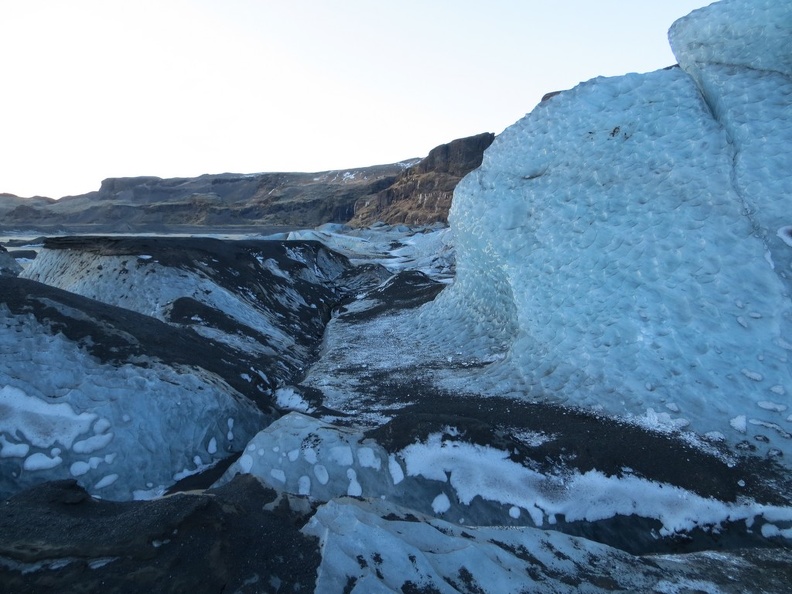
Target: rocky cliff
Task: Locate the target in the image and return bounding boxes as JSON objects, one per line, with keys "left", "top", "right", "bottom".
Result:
{"left": 349, "top": 132, "right": 495, "bottom": 226}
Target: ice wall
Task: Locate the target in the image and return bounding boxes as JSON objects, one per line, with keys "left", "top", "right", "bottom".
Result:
{"left": 669, "top": 0, "right": 792, "bottom": 286}
{"left": 0, "top": 309, "right": 267, "bottom": 500}
{"left": 424, "top": 0, "right": 792, "bottom": 458}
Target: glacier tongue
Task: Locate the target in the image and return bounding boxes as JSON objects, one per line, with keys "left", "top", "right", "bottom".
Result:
{"left": 418, "top": 0, "right": 792, "bottom": 463}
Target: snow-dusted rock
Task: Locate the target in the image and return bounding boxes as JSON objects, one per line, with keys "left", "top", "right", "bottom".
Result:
{"left": 421, "top": 0, "right": 792, "bottom": 462}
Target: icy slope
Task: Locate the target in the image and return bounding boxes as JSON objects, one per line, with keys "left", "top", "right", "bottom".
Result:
{"left": 21, "top": 236, "right": 349, "bottom": 391}
{"left": 0, "top": 278, "right": 269, "bottom": 500}
{"left": 304, "top": 497, "right": 792, "bottom": 594}
{"left": 421, "top": 0, "right": 792, "bottom": 462}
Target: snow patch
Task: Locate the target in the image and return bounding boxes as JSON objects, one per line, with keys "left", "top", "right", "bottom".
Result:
{"left": 23, "top": 452, "right": 62, "bottom": 471}
{"left": 431, "top": 493, "right": 451, "bottom": 514}
{"left": 0, "top": 385, "right": 96, "bottom": 449}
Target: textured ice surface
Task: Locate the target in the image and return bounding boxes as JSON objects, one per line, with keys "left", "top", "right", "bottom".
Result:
{"left": 20, "top": 239, "right": 344, "bottom": 390}
{"left": 418, "top": 0, "right": 792, "bottom": 462}
{"left": 669, "top": 0, "right": 792, "bottom": 78}
{"left": 216, "top": 413, "right": 397, "bottom": 501}
{"left": 303, "top": 497, "right": 792, "bottom": 594}
{"left": 0, "top": 306, "right": 266, "bottom": 500}
{"left": 221, "top": 415, "right": 792, "bottom": 540}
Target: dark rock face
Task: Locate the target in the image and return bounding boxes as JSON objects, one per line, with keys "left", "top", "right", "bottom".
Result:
{"left": 0, "top": 245, "right": 22, "bottom": 277}
{"left": 0, "top": 166, "right": 412, "bottom": 233}
{"left": 350, "top": 133, "right": 495, "bottom": 226}
{"left": 0, "top": 133, "right": 493, "bottom": 233}
{"left": 411, "top": 132, "right": 496, "bottom": 178}
{"left": 0, "top": 475, "right": 320, "bottom": 593}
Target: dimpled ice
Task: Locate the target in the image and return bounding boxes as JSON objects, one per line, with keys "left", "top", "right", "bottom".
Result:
{"left": 421, "top": 0, "right": 792, "bottom": 460}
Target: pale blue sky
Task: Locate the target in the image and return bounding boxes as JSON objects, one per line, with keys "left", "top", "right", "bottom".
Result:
{"left": 1, "top": 0, "right": 713, "bottom": 199}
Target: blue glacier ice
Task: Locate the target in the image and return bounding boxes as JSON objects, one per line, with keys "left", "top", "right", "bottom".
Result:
{"left": 421, "top": 0, "right": 792, "bottom": 462}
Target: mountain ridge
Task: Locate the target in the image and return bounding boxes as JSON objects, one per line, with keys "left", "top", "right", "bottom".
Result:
{"left": 0, "top": 133, "right": 492, "bottom": 232}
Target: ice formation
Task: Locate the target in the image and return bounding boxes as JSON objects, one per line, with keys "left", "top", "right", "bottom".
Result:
{"left": 20, "top": 238, "right": 346, "bottom": 387}
{"left": 215, "top": 413, "right": 398, "bottom": 501}
{"left": 303, "top": 497, "right": 790, "bottom": 593}
{"left": 421, "top": 0, "right": 792, "bottom": 460}
{"left": 0, "top": 307, "right": 266, "bottom": 499}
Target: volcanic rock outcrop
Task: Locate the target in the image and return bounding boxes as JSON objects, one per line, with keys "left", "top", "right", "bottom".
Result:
{"left": 349, "top": 132, "right": 495, "bottom": 226}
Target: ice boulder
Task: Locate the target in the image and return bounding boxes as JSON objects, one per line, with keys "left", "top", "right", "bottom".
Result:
{"left": 215, "top": 412, "right": 398, "bottom": 501}
{"left": 422, "top": 0, "right": 792, "bottom": 461}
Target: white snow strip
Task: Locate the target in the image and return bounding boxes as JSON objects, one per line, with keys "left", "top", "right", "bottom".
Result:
{"left": 0, "top": 385, "right": 96, "bottom": 449}
{"left": 401, "top": 434, "right": 792, "bottom": 536}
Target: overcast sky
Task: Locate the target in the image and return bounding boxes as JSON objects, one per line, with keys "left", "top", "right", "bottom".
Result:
{"left": 1, "top": 0, "right": 713, "bottom": 199}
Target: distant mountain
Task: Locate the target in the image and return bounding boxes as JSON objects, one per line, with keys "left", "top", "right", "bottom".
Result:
{"left": 0, "top": 134, "right": 492, "bottom": 233}
{"left": 0, "top": 193, "right": 56, "bottom": 218}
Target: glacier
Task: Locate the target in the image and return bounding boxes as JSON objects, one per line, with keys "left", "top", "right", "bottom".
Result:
{"left": 419, "top": 0, "right": 792, "bottom": 464}
{"left": 2, "top": 0, "right": 792, "bottom": 591}
{"left": 0, "top": 278, "right": 270, "bottom": 500}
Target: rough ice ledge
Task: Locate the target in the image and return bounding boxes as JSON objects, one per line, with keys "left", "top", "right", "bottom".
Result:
{"left": 419, "top": 0, "right": 792, "bottom": 461}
